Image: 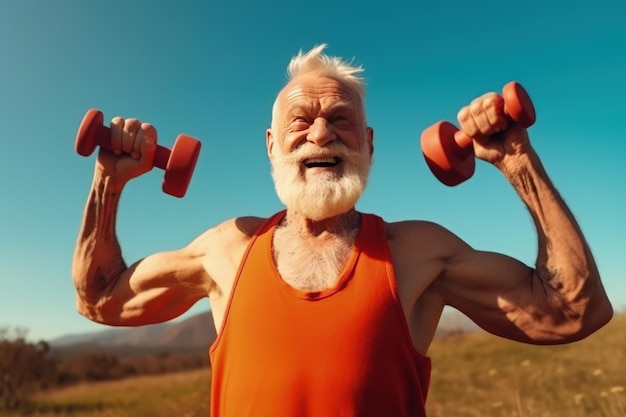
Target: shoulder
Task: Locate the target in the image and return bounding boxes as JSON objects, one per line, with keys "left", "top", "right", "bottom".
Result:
{"left": 383, "top": 218, "right": 462, "bottom": 246}
{"left": 187, "top": 216, "right": 269, "bottom": 254}
{"left": 380, "top": 218, "right": 472, "bottom": 269}
{"left": 185, "top": 216, "right": 271, "bottom": 298}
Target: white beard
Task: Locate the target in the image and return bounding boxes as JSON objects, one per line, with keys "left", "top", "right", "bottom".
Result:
{"left": 270, "top": 141, "right": 371, "bottom": 220}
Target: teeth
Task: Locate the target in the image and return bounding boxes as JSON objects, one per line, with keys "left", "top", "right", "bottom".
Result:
{"left": 303, "top": 156, "right": 341, "bottom": 168}
{"left": 305, "top": 157, "right": 337, "bottom": 164}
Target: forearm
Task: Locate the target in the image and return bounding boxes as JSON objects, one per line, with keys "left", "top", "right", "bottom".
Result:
{"left": 72, "top": 170, "right": 127, "bottom": 320}
{"left": 501, "top": 148, "right": 612, "bottom": 327}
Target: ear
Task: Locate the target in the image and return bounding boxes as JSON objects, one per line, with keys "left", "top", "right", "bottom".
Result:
{"left": 366, "top": 126, "right": 374, "bottom": 157}
{"left": 266, "top": 128, "right": 275, "bottom": 159}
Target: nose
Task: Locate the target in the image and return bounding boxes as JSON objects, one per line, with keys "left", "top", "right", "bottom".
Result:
{"left": 307, "top": 117, "right": 335, "bottom": 147}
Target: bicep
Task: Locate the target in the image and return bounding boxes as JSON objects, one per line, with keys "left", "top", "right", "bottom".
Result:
{"left": 101, "top": 248, "right": 211, "bottom": 326}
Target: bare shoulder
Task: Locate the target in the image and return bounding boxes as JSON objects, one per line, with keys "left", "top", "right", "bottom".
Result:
{"left": 383, "top": 219, "right": 467, "bottom": 255}
{"left": 382, "top": 218, "right": 472, "bottom": 291}
{"left": 188, "top": 216, "right": 266, "bottom": 248}
{"left": 187, "top": 216, "right": 268, "bottom": 296}
{"left": 381, "top": 219, "right": 465, "bottom": 288}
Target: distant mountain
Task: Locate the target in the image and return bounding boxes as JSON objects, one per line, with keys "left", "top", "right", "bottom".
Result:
{"left": 51, "top": 308, "right": 478, "bottom": 351}
{"left": 51, "top": 311, "right": 217, "bottom": 349}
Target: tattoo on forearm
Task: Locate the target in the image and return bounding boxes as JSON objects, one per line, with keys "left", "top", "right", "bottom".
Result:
{"left": 95, "top": 267, "right": 110, "bottom": 291}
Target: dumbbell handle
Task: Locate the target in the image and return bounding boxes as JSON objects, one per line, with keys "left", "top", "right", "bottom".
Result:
{"left": 87, "top": 123, "right": 173, "bottom": 169}
{"left": 75, "top": 111, "right": 172, "bottom": 170}
{"left": 449, "top": 81, "right": 536, "bottom": 156}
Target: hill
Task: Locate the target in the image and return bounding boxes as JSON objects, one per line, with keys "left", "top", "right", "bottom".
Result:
{"left": 50, "top": 311, "right": 217, "bottom": 354}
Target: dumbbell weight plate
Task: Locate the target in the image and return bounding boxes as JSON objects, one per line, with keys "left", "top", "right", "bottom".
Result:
{"left": 75, "top": 109, "right": 104, "bottom": 156}
{"left": 421, "top": 121, "right": 475, "bottom": 187}
{"left": 162, "top": 135, "right": 202, "bottom": 198}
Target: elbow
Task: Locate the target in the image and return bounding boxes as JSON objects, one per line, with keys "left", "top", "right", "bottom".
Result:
{"left": 75, "top": 293, "right": 123, "bottom": 326}
{"left": 75, "top": 297, "right": 104, "bottom": 324}
{"left": 72, "top": 267, "right": 126, "bottom": 324}
{"left": 531, "top": 274, "right": 614, "bottom": 344}
{"left": 75, "top": 295, "right": 110, "bottom": 325}
{"left": 572, "top": 276, "right": 614, "bottom": 340}
{"left": 582, "top": 296, "right": 614, "bottom": 336}
{"left": 72, "top": 277, "right": 104, "bottom": 323}
{"left": 555, "top": 291, "right": 613, "bottom": 343}
{"left": 555, "top": 267, "right": 613, "bottom": 338}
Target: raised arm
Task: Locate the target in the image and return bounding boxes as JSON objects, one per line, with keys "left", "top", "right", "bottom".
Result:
{"left": 432, "top": 92, "right": 612, "bottom": 344}
{"left": 71, "top": 117, "right": 211, "bottom": 326}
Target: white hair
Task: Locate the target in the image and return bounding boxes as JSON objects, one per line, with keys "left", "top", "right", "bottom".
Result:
{"left": 271, "top": 44, "right": 367, "bottom": 131}
{"left": 286, "top": 44, "right": 366, "bottom": 102}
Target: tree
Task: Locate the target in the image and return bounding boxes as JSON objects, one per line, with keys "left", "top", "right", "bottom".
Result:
{"left": 0, "top": 327, "right": 55, "bottom": 410}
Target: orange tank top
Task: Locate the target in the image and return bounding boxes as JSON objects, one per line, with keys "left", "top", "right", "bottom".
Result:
{"left": 209, "top": 211, "right": 431, "bottom": 417}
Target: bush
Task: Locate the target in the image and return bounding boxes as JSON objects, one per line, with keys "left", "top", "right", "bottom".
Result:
{"left": 0, "top": 327, "right": 55, "bottom": 410}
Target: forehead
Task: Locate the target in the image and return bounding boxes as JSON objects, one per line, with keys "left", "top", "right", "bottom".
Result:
{"left": 278, "top": 75, "right": 361, "bottom": 112}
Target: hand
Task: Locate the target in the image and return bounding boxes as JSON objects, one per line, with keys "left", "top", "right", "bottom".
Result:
{"left": 96, "top": 117, "right": 158, "bottom": 188}
{"left": 457, "top": 92, "right": 532, "bottom": 169}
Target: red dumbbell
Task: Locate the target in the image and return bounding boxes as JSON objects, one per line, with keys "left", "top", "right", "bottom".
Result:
{"left": 420, "top": 81, "right": 536, "bottom": 186}
{"left": 75, "top": 109, "right": 201, "bottom": 198}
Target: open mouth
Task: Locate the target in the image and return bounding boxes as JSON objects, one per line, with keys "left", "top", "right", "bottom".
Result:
{"left": 303, "top": 157, "right": 342, "bottom": 168}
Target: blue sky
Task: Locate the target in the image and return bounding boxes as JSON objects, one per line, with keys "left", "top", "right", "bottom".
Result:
{"left": 1, "top": 0, "right": 624, "bottom": 342}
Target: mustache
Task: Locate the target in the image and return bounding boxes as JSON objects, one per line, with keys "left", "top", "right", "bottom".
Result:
{"left": 278, "top": 141, "right": 366, "bottom": 165}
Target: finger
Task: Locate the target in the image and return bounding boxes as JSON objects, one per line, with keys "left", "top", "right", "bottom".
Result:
{"left": 482, "top": 94, "right": 507, "bottom": 133}
{"left": 129, "top": 122, "right": 153, "bottom": 160}
{"left": 470, "top": 97, "right": 493, "bottom": 137}
{"left": 470, "top": 93, "right": 500, "bottom": 136}
{"left": 136, "top": 123, "right": 157, "bottom": 166}
{"left": 110, "top": 117, "right": 125, "bottom": 155}
{"left": 122, "top": 118, "right": 142, "bottom": 155}
{"left": 457, "top": 105, "right": 481, "bottom": 139}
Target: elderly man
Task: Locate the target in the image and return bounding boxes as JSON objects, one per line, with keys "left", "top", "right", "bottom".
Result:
{"left": 72, "top": 45, "right": 612, "bottom": 416}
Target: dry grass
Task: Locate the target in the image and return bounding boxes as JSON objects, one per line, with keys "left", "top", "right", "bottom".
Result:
{"left": 427, "top": 313, "right": 626, "bottom": 416}
{"left": 11, "top": 369, "right": 210, "bottom": 417}
{"left": 8, "top": 314, "right": 625, "bottom": 416}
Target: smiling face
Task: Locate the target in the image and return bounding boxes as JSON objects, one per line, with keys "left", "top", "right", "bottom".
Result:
{"left": 267, "top": 74, "right": 374, "bottom": 220}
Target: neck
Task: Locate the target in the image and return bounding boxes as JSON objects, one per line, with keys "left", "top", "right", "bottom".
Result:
{"left": 281, "top": 209, "right": 361, "bottom": 238}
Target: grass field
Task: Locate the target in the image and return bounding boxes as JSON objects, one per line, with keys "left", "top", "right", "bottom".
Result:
{"left": 13, "top": 370, "right": 211, "bottom": 417}
{"left": 427, "top": 313, "right": 626, "bottom": 417}
{"left": 10, "top": 314, "right": 625, "bottom": 417}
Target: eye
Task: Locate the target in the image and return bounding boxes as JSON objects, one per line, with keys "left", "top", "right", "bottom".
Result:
{"left": 290, "top": 116, "right": 310, "bottom": 129}
{"left": 330, "top": 115, "right": 351, "bottom": 127}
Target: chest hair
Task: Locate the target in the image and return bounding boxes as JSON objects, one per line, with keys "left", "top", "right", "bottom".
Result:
{"left": 272, "top": 226, "right": 358, "bottom": 292}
